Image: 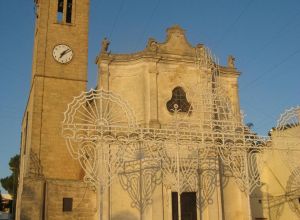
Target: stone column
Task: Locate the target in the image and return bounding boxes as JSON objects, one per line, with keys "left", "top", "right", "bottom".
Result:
{"left": 148, "top": 59, "right": 161, "bottom": 128}
{"left": 231, "top": 80, "right": 241, "bottom": 121}
{"left": 151, "top": 183, "right": 164, "bottom": 220}
{"left": 206, "top": 183, "right": 223, "bottom": 220}
{"left": 98, "top": 57, "right": 112, "bottom": 91}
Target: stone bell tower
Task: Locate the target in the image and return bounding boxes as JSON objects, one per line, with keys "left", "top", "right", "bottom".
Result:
{"left": 16, "top": 0, "right": 96, "bottom": 219}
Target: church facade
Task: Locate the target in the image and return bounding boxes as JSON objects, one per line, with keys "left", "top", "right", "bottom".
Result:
{"left": 16, "top": 1, "right": 300, "bottom": 220}
{"left": 93, "top": 24, "right": 247, "bottom": 220}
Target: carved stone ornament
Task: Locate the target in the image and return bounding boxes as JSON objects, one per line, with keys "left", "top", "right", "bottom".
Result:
{"left": 101, "top": 37, "right": 110, "bottom": 54}
{"left": 146, "top": 38, "right": 158, "bottom": 52}
{"left": 227, "top": 55, "right": 235, "bottom": 68}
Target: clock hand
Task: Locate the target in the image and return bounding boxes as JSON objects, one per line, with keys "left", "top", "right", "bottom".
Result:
{"left": 60, "top": 49, "right": 71, "bottom": 58}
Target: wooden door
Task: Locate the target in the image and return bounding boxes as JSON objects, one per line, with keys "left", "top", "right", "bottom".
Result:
{"left": 172, "top": 192, "right": 197, "bottom": 220}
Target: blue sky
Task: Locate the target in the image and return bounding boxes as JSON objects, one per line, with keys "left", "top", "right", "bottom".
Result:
{"left": 0, "top": 0, "right": 299, "bottom": 192}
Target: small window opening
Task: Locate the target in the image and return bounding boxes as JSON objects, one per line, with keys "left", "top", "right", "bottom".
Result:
{"left": 66, "top": 0, "right": 73, "bottom": 23}
{"left": 57, "top": 0, "right": 64, "bottom": 23}
{"left": 166, "top": 87, "right": 191, "bottom": 113}
{"left": 298, "top": 197, "right": 300, "bottom": 204}
{"left": 258, "top": 199, "right": 262, "bottom": 204}
{"left": 63, "top": 197, "right": 73, "bottom": 212}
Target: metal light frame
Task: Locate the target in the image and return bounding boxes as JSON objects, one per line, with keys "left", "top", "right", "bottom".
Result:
{"left": 61, "top": 48, "right": 300, "bottom": 220}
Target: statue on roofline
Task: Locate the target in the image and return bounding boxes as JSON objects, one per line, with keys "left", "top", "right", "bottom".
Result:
{"left": 101, "top": 37, "right": 110, "bottom": 54}
{"left": 228, "top": 55, "right": 235, "bottom": 68}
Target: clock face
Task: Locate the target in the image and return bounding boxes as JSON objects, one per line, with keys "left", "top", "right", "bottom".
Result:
{"left": 52, "top": 44, "right": 73, "bottom": 64}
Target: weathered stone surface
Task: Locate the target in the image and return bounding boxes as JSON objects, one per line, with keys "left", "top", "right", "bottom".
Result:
{"left": 16, "top": 0, "right": 93, "bottom": 219}
{"left": 17, "top": 0, "right": 254, "bottom": 219}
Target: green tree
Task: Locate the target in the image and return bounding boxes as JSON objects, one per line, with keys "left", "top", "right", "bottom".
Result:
{"left": 0, "top": 190, "right": 3, "bottom": 211}
{"left": 0, "top": 155, "right": 19, "bottom": 196}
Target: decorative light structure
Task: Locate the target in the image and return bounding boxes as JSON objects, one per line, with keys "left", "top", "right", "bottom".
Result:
{"left": 62, "top": 48, "right": 300, "bottom": 220}
{"left": 274, "top": 106, "right": 300, "bottom": 171}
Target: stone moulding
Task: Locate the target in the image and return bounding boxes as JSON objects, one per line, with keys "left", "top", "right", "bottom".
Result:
{"left": 97, "top": 25, "right": 239, "bottom": 77}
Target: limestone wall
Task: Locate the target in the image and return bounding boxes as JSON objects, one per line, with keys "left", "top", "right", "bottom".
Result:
{"left": 45, "top": 180, "right": 97, "bottom": 220}
{"left": 96, "top": 25, "right": 248, "bottom": 220}
{"left": 251, "top": 126, "right": 300, "bottom": 220}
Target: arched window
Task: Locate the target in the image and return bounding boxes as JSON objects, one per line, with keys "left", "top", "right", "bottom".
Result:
{"left": 166, "top": 87, "right": 191, "bottom": 113}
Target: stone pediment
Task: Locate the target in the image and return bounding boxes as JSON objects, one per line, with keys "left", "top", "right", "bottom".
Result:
{"left": 98, "top": 25, "right": 200, "bottom": 61}
{"left": 146, "top": 25, "right": 195, "bottom": 56}
{"left": 97, "top": 25, "right": 239, "bottom": 75}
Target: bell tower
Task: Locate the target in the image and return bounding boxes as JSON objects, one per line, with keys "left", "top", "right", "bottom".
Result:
{"left": 31, "top": 0, "right": 89, "bottom": 80}
{"left": 16, "top": 1, "right": 96, "bottom": 219}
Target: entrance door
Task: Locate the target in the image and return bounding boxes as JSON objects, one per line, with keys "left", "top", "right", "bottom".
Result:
{"left": 172, "top": 192, "right": 197, "bottom": 220}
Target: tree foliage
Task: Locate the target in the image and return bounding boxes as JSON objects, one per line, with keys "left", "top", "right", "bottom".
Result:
{"left": 0, "top": 190, "right": 3, "bottom": 211}
{"left": 0, "top": 155, "right": 20, "bottom": 196}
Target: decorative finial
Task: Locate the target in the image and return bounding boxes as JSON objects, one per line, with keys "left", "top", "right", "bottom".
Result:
{"left": 227, "top": 55, "right": 235, "bottom": 68}
{"left": 147, "top": 38, "right": 158, "bottom": 52}
{"left": 167, "top": 25, "right": 185, "bottom": 35}
{"left": 101, "top": 37, "right": 110, "bottom": 54}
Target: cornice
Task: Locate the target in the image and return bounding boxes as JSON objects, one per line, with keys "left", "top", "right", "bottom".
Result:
{"left": 96, "top": 25, "right": 241, "bottom": 77}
